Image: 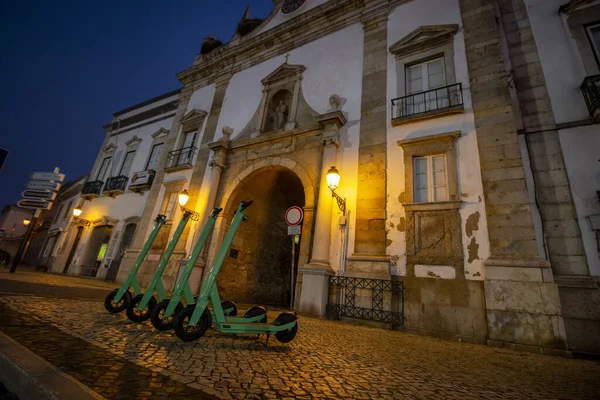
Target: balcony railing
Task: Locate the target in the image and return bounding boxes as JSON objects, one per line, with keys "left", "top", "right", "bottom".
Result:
{"left": 103, "top": 175, "right": 128, "bottom": 196}
{"left": 81, "top": 180, "right": 104, "bottom": 199}
{"left": 581, "top": 75, "right": 600, "bottom": 121}
{"left": 391, "top": 83, "right": 464, "bottom": 124}
{"left": 165, "top": 146, "right": 196, "bottom": 171}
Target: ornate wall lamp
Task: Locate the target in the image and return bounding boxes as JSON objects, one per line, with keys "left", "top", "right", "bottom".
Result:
{"left": 178, "top": 189, "right": 200, "bottom": 221}
{"left": 72, "top": 207, "right": 91, "bottom": 226}
{"left": 326, "top": 166, "right": 346, "bottom": 215}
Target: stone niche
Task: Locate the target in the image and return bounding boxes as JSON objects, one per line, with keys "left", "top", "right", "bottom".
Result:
{"left": 239, "top": 62, "right": 319, "bottom": 139}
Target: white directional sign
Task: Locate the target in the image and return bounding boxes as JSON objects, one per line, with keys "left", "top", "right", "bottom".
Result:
{"left": 18, "top": 199, "right": 52, "bottom": 210}
{"left": 26, "top": 180, "right": 62, "bottom": 191}
{"left": 22, "top": 190, "right": 57, "bottom": 201}
{"left": 30, "top": 171, "right": 65, "bottom": 182}
{"left": 287, "top": 225, "right": 301, "bottom": 235}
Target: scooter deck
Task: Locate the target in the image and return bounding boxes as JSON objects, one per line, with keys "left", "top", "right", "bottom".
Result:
{"left": 215, "top": 320, "right": 296, "bottom": 334}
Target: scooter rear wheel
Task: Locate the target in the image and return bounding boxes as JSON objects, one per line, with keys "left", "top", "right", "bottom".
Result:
{"left": 126, "top": 294, "right": 157, "bottom": 323}
{"left": 104, "top": 289, "right": 131, "bottom": 313}
{"left": 174, "top": 305, "right": 212, "bottom": 342}
{"left": 150, "top": 299, "right": 183, "bottom": 331}
{"left": 243, "top": 306, "right": 268, "bottom": 323}
{"left": 274, "top": 312, "right": 298, "bottom": 343}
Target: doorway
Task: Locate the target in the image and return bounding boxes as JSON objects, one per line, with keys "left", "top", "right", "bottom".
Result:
{"left": 64, "top": 227, "right": 83, "bottom": 274}
{"left": 105, "top": 223, "right": 137, "bottom": 281}
{"left": 80, "top": 225, "right": 113, "bottom": 277}
{"left": 218, "top": 167, "right": 305, "bottom": 306}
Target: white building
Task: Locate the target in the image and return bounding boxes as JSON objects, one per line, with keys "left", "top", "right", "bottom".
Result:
{"left": 59, "top": 90, "right": 180, "bottom": 281}
{"left": 71, "top": 0, "right": 600, "bottom": 355}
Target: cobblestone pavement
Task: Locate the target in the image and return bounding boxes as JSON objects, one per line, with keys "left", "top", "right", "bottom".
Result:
{"left": 1, "top": 295, "right": 599, "bottom": 400}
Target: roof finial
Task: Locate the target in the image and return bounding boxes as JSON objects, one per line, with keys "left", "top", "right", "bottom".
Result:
{"left": 284, "top": 52, "right": 290, "bottom": 63}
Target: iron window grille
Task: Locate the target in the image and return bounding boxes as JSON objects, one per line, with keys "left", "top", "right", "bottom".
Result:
{"left": 327, "top": 276, "right": 404, "bottom": 327}
{"left": 103, "top": 175, "right": 129, "bottom": 194}
{"left": 392, "top": 82, "right": 463, "bottom": 121}
{"left": 581, "top": 75, "right": 600, "bottom": 119}
{"left": 165, "top": 146, "right": 197, "bottom": 170}
{"left": 81, "top": 180, "right": 104, "bottom": 197}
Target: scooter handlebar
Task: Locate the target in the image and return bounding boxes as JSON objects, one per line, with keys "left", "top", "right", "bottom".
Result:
{"left": 240, "top": 200, "right": 254, "bottom": 211}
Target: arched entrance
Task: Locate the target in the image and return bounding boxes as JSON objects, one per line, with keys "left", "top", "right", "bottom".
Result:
{"left": 218, "top": 166, "right": 305, "bottom": 307}
{"left": 80, "top": 225, "right": 113, "bottom": 277}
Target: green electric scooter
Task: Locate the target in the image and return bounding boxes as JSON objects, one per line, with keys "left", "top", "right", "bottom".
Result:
{"left": 150, "top": 207, "right": 267, "bottom": 331}
{"left": 104, "top": 214, "right": 167, "bottom": 313}
{"left": 173, "top": 201, "right": 298, "bottom": 344}
{"left": 125, "top": 210, "right": 194, "bottom": 322}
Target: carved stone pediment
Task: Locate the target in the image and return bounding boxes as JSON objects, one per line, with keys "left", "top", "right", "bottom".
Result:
{"left": 261, "top": 63, "right": 306, "bottom": 86}
{"left": 237, "top": 62, "right": 319, "bottom": 140}
{"left": 389, "top": 24, "right": 459, "bottom": 58}
{"left": 125, "top": 135, "right": 142, "bottom": 146}
{"left": 151, "top": 127, "right": 170, "bottom": 139}
{"left": 103, "top": 143, "right": 117, "bottom": 153}
{"left": 181, "top": 109, "right": 208, "bottom": 132}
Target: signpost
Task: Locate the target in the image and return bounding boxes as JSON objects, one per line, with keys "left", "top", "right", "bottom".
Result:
{"left": 285, "top": 206, "right": 304, "bottom": 311}
{"left": 10, "top": 167, "right": 64, "bottom": 273}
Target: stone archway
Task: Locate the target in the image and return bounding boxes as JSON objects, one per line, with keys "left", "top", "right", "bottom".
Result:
{"left": 215, "top": 161, "right": 313, "bottom": 307}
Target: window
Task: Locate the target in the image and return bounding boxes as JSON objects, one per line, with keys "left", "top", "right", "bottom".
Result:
{"left": 406, "top": 58, "right": 446, "bottom": 94}
{"left": 413, "top": 155, "right": 448, "bottom": 203}
{"left": 146, "top": 143, "right": 163, "bottom": 170}
{"left": 178, "top": 130, "right": 197, "bottom": 165}
{"left": 405, "top": 58, "right": 448, "bottom": 115}
{"left": 62, "top": 200, "right": 73, "bottom": 221}
{"left": 97, "top": 157, "right": 111, "bottom": 181}
{"left": 586, "top": 23, "right": 600, "bottom": 67}
{"left": 119, "top": 150, "right": 136, "bottom": 176}
{"left": 161, "top": 192, "right": 178, "bottom": 220}
{"left": 53, "top": 204, "right": 64, "bottom": 223}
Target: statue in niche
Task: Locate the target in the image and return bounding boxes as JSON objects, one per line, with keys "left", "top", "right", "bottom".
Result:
{"left": 271, "top": 100, "right": 288, "bottom": 131}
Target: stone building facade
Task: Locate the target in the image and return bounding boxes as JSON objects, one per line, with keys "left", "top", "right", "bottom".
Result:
{"left": 76, "top": 0, "right": 599, "bottom": 355}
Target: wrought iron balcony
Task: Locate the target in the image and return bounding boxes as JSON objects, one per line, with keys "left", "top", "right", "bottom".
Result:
{"left": 81, "top": 180, "right": 104, "bottom": 199}
{"left": 165, "top": 146, "right": 196, "bottom": 172}
{"left": 391, "top": 82, "right": 464, "bottom": 125}
{"left": 103, "top": 175, "right": 128, "bottom": 196}
{"left": 581, "top": 75, "right": 600, "bottom": 121}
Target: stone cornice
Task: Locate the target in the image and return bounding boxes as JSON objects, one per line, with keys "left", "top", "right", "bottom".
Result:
{"left": 229, "top": 123, "right": 322, "bottom": 152}
{"left": 178, "top": 0, "right": 409, "bottom": 88}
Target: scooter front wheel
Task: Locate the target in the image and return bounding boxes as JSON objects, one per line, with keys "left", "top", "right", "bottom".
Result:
{"left": 274, "top": 312, "right": 298, "bottom": 343}
{"left": 126, "top": 294, "right": 157, "bottom": 323}
{"left": 174, "top": 305, "right": 212, "bottom": 342}
{"left": 104, "top": 289, "right": 131, "bottom": 313}
{"left": 150, "top": 299, "right": 183, "bottom": 331}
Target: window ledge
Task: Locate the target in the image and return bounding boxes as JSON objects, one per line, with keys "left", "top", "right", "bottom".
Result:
{"left": 164, "top": 164, "right": 193, "bottom": 173}
{"left": 403, "top": 201, "right": 462, "bottom": 212}
{"left": 392, "top": 105, "right": 464, "bottom": 127}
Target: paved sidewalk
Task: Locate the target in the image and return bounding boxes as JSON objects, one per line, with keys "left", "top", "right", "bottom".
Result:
{"left": 1, "top": 270, "right": 600, "bottom": 399}
{"left": 1, "top": 293, "right": 599, "bottom": 399}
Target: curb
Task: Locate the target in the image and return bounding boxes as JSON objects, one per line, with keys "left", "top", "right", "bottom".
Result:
{"left": 0, "top": 332, "right": 105, "bottom": 400}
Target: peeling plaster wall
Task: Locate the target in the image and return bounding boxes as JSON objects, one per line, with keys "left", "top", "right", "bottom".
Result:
{"left": 214, "top": 23, "right": 364, "bottom": 274}
{"left": 386, "top": 0, "right": 490, "bottom": 281}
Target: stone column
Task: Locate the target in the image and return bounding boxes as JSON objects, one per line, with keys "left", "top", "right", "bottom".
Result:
{"left": 346, "top": 5, "right": 391, "bottom": 281}
{"left": 299, "top": 111, "right": 346, "bottom": 316}
{"left": 186, "top": 130, "right": 231, "bottom": 293}
{"left": 459, "top": 0, "right": 568, "bottom": 355}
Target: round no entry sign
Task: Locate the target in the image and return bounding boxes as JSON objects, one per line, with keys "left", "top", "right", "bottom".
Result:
{"left": 285, "top": 206, "right": 303, "bottom": 226}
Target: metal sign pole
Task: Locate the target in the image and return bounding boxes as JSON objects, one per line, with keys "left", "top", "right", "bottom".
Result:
{"left": 9, "top": 208, "right": 41, "bottom": 273}
{"left": 290, "top": 235, "right": 295, "bottom": 311}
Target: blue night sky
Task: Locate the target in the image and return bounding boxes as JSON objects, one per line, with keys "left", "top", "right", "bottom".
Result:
{"left": 0, "top": 0, "right": 273, "bottom": 208}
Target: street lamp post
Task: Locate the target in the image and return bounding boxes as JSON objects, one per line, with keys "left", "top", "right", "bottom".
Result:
{"left": 9, "top": 209, "right": 40, "bottom": 273}
{"left": 72, "top": 207, "right": 91, "bottom": 226}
